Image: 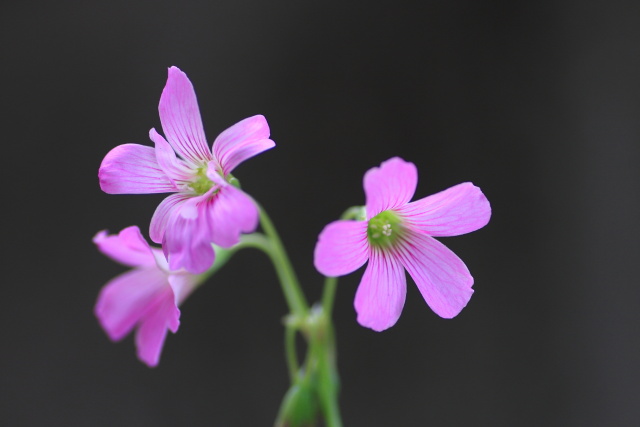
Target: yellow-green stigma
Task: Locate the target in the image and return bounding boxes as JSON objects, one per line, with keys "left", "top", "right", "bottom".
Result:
{"left": 367, "top": 210, "right": 403, "bottom": 247}
{"left": 189, "top": 167, "right": 215, "bottom": 195}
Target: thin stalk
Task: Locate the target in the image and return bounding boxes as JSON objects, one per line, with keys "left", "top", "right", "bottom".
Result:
{"left": 238, "top": 206, "right": 342, "bottom": 426}
{"left": 285, "top": 322, "right": 299, "bottom": 382}
{"left": 239, "top": 233, "right": 304, "bottom": 385}
{"left": 321, "top": 276, "right": 338, "bottom": 319}
{"left": 317, "top": 346, "right": 342, "bottom": 427}
{"left": 311, "top": 311, "right": 342, "bottom": 427}
{"left": 256, "top": 203, "right": 309, "bottom": 318}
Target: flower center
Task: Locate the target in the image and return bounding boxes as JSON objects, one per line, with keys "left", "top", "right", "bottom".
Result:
{"left": 367, "top": 210, "right": 404, "bottom": 247}
{"left": 189, "top": 167, "right": 215, "bottom": 195}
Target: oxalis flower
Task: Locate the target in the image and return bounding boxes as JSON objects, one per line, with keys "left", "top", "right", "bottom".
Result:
{"left": 314, "top": 157, "right": 491, "bottom": 331}
{"left": 99, "top": 66, "right": 274, "bottom": 273}
{"left": 94, "top": 226, "right": 199, "bottom": 367}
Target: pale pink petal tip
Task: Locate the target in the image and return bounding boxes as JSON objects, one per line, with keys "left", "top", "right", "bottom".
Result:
{"left": 364, "top": 157, "right": 418, "bottom": 218}
{"left": 93, "top": 226, "right": 156, "bottom": 268}
{"left": 159, "top": 66, "right": 211, "bottom": 165}
{"left": 99, "top": 144, "right": 176, "bottom": 194}
{"left": 134, "top": 289, "right": 181, "bottom": 367}
{"left": 397, "top": 232, "right": 474, "bottom": 319}
{"left": 399, "top": 182, "right": 491, "bottom": 237}
{"left": 212, "top": 115, "right": 275, "bottom": 175}
{"left": 354, "top": 252, "right": 407, "bottom": 331}
{"left": 314, "top": 220, "right": 369, "bottom": 277}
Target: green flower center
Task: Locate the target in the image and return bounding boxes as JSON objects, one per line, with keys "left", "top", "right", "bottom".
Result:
{"left": 189, "top": 167, "right": 215, "bottom": 195}
{"left": 367, "top": 210, "right": 404, "bottom": 247}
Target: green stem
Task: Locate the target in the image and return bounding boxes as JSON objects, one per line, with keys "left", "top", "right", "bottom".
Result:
{"left": 256, "top": 203, "right": 309, "bottom": 318}
{"left": 317, "top": 337, "right": 341, "bottom": 427}
{"left": 238, "top": 233, "right": 305, "bottom": 391}
{"left": 321, "top": 276, "right": 338, "bottom": 319}
{"left": 285, "top": 321, "right": 299, "bottom": 382}
{"left": 317, "top": 277, "right": 342, "bottom": 427}
{"left": 235, "top": 205, "right": 343, "bottom": 427}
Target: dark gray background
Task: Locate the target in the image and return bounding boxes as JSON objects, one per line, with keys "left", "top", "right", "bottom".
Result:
{"left": 2, "top": 0, "right": 639, "bottom": 426}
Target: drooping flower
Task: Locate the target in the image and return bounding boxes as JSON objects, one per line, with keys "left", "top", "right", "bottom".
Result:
{"left": 314, "top": 157, "right": 491, "bottom": 331}
{"left": 94, "top": 226, "right": 199, "bottom": 367}
{"left": 99, "top": 66, "right": 274, "bottom": 274}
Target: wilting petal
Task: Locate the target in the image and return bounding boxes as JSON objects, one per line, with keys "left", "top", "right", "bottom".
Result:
{"left": 149, "top": 128, "right": 194, "bottom": 184}
{"left": 158, "top": 66, "right": 212, "bottom": 166}
{"left": 398, "top": 182, "right": 491, "bottom": 237}
{"left": 364, "top": 157, "right": 417, "bottom": 218}
{"left": 99, "top": 144, "right": 176, "bottom": 194}
{"left": 212, "top": 115, "right": 275, "bottom": 175}
{"left": 93, "top": 226, "right": 156, "bottom": 268}
{"left": 206, "top": 170, "right": 259, "bottom": 247}
{"left": 354, "top": 249, "right": 407, "bottom": 332}
{"left": 396, "top": 231, "right": 473, "bottom": 318}
{"left": 149, "top": 193, "right": 191, "bottom": 244}
{"left": 135, "top": 287, "right": 181, "bottom": 367}
{"left": 314, "top": 220, "right": 369, "bottom": 277}
{"left": 163, "top": 197, "right": 215, "bottom": 274}
{"left": 95, "top": 267, "right": 168, "bottom": 341}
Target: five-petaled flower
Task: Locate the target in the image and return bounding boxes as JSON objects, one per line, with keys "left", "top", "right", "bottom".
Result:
{"left": 99, "top": 66, "right": 274, "bottom": 274}
{"left": 94, "top": 226, "right": 199, "bottom": 367}
{"left": 314, "top": 157, "right": 491, "bottom": 331}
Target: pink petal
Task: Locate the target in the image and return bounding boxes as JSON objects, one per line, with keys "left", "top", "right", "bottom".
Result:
{"left": 205, "top": 170, "right": 259, "bottom": 247}
{"left": 397, "top": 182, "right": 491, "bottom": 237}
{"left": 395, "top": 231, "right": 474, "bottom": 318}
{"left": 314, "top": 220, "right": 369, "bottom": 277}
{"left": 158, "top": 66, "right": 212, "bottom": 166}
{"left": 364, "top": 157, "right": 417, "bottom": 218}
{"left": 135, "top": 286, "right": 181, "bottom": 367}
{"left": 93, "top": 226, "right": 156, "bottom": 268}
{"left": 99, "top": 144, "right": 177, "bottom": 194}
{"left": 168, "top": 274, "right": 199, "bottom": 305}
{"left": 149, "top": 128, "right": 194, "bottom": 184}
{"left": 163, "top": 197, "right": 215, "bottom": 274}
{"left": 354, "top": 249, "right": 407, "bottom": 332}
{"left": 151, "top": 247, "right": 170, "bottom": 271}
{"left": 212, "top": 115, "right": 275, "bottom": 175}
{"left": 94, "top": 267, "right": 168, "bottom": 341}
{"left": 149, "top": 193, "right": 191, "bottom": 244}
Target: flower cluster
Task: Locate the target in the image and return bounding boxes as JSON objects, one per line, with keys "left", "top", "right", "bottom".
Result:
{"left": 94, "top": 66, "right": 491, "bottom": 368}
{"left": 96, "top": 67, "right": 274, "bottom": 365}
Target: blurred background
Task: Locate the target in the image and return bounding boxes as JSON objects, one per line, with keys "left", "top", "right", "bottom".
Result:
{"left": 2, "top": 0, "right": 640, "bottom": 425}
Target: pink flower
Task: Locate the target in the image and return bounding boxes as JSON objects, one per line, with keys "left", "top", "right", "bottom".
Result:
{"left": 99, "top": 66, "right": 274, "bottom": 274}
{"left": 314, "top": 157, "right": 491, "bottom": 331}
{"left": 94, "top": 226, "right": 199, "bottom": 367}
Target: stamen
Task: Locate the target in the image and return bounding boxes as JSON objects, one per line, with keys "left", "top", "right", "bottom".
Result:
{"left": 367, "top": 210, "right": 403, "bottom": 247}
